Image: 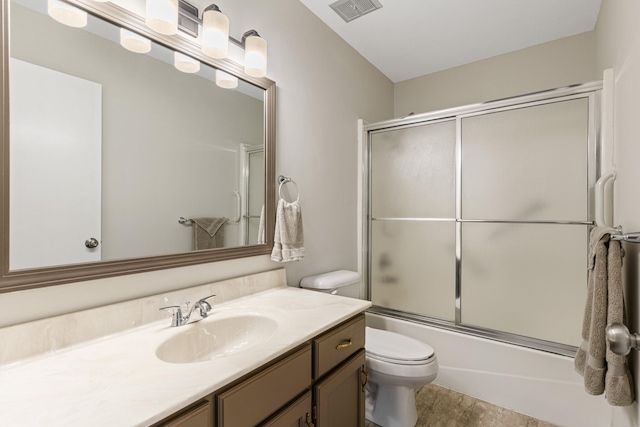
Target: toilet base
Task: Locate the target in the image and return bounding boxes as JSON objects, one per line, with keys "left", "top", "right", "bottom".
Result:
{"left": 366, "top": 384, "right": 418, "bottom": 427}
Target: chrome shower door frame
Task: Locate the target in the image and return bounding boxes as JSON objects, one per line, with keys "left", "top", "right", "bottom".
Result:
{"left": 364, "top": 82, "right": 602, "bottom": 356}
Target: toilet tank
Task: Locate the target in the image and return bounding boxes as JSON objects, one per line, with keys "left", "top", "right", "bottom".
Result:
{"left": 299, "top": 270, "right": 361, "bottom": 298}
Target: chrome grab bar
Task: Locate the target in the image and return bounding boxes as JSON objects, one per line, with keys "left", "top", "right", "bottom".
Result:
{"left": 228, "top": 189, "right": 241, "bottom": 224}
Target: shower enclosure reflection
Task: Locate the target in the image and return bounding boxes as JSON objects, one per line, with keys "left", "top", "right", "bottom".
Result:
{"left": 241, "top": 145, "right": 265, "bottom": 245}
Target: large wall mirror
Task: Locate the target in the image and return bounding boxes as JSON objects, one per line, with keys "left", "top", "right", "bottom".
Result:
{"left": 0, "top": 0, "right": 276, "bottom": 291}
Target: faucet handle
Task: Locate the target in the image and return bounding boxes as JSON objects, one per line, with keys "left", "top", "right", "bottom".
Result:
{"left": 196, "top": 295, "right": 216, "bottom": 317}
{"left": 159, "top": 305, "right": 183, "bottom": 327}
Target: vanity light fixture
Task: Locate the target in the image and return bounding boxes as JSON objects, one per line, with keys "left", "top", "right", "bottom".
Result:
{"left": 174, "top": 52, "right": 200, "bottom": 73}
{"left": 215, "top": 70, "right": 238, "bottom": 89}
{"left": 243, "top": 31, "right": 268, "bottom": 78}
{"left": 120, "top": 28, "right": 151, "bottom": 53}
{"left": 201, "top": 5, "right": 229, "bottom": 59}
{"left": 146, "top": 0, "right": 179, "bottom": 35}
{"left": 175, "top": 1, "right": 269, "bottom": 78}
{"left": 48, "top": 0, "right": 87, "bottom": 28}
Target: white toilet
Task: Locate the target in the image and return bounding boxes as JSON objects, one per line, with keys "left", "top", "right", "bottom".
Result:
{"left": 300, "top": 270, "right": 439, "bottom": 427}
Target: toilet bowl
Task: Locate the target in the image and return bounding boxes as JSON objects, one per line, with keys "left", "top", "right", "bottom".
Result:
{"left": 299, "top": 271, "right": 439, "bottom": 427}
{"left": 365, "top": 327, "right": 438, "bottom": 427}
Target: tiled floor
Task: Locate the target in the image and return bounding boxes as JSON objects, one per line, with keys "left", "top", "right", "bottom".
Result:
{"left": 366, "top": 384, "right": 558, "bottom": 427}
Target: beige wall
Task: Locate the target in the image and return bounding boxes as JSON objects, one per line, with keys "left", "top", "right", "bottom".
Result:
{"left": 394, "top": 31, "right": 597, "bottom": 117}
{"left": 595, "top": 1, "right": 640, "bottom": 426}
{"left": 0, "top": 0, "right": 394, "bottom": 327}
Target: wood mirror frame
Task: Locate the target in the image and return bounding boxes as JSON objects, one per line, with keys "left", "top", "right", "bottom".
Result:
{"left": 0, "top": 0, "right": 276, "bottom": 292}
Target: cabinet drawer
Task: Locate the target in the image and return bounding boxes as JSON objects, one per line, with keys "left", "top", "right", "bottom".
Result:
{"left": 217, "top": 345, "right": 312, "bottom": 426}
{"left": 313, "top": 314, "right": 365, "bottom": 379}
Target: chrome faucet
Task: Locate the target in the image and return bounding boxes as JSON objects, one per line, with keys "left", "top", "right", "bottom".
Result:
{"left": 159, "top": 295, "right": 216, "bottom": 327}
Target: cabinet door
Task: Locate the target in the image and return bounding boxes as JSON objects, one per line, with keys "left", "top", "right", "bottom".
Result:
{"left": 156, "top": 399, "right": 212, "bottom": 427}
{"left": 261, "top": 391, "right": 312, "bottom": 427}
{"left": 313, "top": 350, "right": 366, "bottom": 427}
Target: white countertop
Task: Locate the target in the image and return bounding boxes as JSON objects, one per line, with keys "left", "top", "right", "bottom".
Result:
{"left": 0, "top": 287, "right": 371, "bottom": 427}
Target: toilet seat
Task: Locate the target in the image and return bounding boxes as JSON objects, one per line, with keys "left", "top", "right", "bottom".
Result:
{"left": 365, "top": 327, "right": 435, "bottom": 365}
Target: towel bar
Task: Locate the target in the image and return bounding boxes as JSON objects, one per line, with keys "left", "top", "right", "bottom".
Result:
{"left": 610, "top": 232, "right": 640, "bottom": 243}
{"left": 606, "top": 323, "right": 640, "bottom": 355}
{"left": 277, "top": 175, "right": 299, "bottom": 202}
{"left": 610, "top": 226, "right": 640, "bottom": 243}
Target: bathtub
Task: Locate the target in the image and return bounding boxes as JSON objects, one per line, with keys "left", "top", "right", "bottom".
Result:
{"left": 366, "top": 312, "right": 612, "bottom": 427}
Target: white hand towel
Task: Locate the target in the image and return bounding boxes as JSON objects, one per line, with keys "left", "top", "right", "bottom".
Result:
{"left": 271, "top": 198, "right": 304, "bottom": 262}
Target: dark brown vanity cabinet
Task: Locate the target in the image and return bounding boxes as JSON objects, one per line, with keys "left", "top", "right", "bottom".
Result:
{"left": 216, "top": 313, "right": 366, "bottom": 427}
{"left": 156, "top": 313, "right": 366, "bottom": 427}
{"left": 217, "top": 345, "right": 313, "bottom": 426}
{"left": 312, "top": 314, "right": 367, "bottom": 427}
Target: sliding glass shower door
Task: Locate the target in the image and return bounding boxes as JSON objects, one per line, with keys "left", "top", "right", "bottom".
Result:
{"left": 370, "top": 120, "right": 457, "bottom": 321}
{"left": 366, "top": 86, "right": 598, "bottom": 355}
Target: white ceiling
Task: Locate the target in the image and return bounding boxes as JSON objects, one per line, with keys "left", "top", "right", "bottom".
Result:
{"left": 298, "top": 0, "right": 602, "bottom": 83}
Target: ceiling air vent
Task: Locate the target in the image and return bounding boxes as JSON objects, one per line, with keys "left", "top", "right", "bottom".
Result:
{"left": 329, "top": 0, "right": 383, "bottom": 23}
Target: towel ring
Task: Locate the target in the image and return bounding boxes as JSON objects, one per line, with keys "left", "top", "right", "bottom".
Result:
{"left": 278, "top": 177, "right": 299, "bottom": 203}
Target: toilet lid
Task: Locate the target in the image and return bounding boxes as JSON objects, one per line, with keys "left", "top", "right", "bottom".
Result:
{"left": 365, "top": 327, "right": 435, "bottom": 363}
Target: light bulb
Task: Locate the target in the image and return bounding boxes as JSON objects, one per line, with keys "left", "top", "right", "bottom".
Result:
{"left": 174, "top": 52, "right": 200, "bottom": 73}
{"left": 244, "top": 35, "right": 267, "bottom": 77}
{"left": 201, "top": 7, "right": 229, "bottom": 59}
{"left": 120, "top": 28, "right": 151, "bottom": 53}
{"left": 216, "top": 70, "right": 238, "bottom": 89}
{"left": 145, "top": 0, "right": 178, "bottom": 35}
{"left": 48, "top": 0, "right": 87, "bottom": 28}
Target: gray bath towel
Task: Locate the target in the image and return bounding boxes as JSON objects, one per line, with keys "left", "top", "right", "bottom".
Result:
{"left": 191, "top": 217, "right": 226, "bottom": 250}
{"left": 575, "top": 226, "right": 634, "bottom": 406}
{"left": 271, "top": 199, "right": 304, "bottom": 262}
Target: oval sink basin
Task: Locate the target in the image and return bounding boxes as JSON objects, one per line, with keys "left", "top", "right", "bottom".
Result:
{"left": 156, "top": 314, "right": 278, "bottom": 364}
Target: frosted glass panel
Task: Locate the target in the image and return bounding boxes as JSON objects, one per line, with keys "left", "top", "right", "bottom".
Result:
{"left": 371, "top": 221, "right": 455, "bottom": 321}
{"left": 371, "top": 120, "right": 456, "bottom": 218}
{"left": 461, "top": 223, "right": 587, "bottom": 346}
{"left": 461, "top": 99, "right": 588, "bottom": 221}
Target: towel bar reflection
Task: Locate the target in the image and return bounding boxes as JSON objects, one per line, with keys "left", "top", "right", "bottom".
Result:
{"left": 178, "top": 190, "right": 241, "bottom": 225}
